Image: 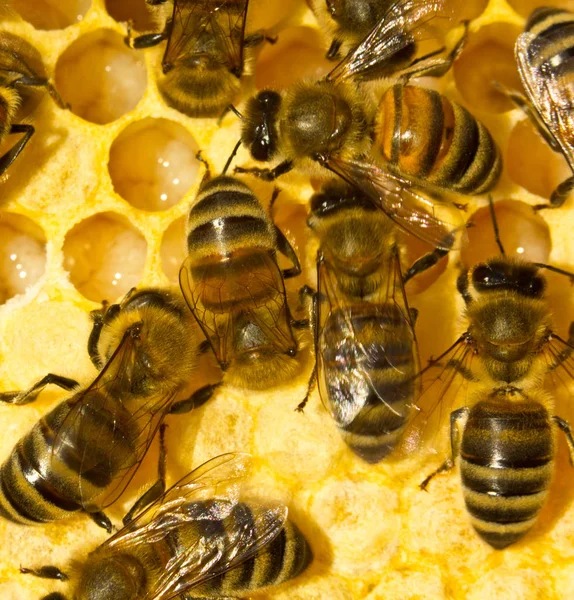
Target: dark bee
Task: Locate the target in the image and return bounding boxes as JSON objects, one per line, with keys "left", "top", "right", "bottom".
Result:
{"left": 125, "top": 0, "right": 271, "bottom": 118}
{"left": 312, "top": 0, "right": 464, "bottom": 76}
{"left": 0, "top": 288, "right": 216, "bottom": 532}
{"left": 413, "top": 200, "right": 574, "bottom": 549}
{"left": 179, "top": 167, "right": 307, "bottom": 391}
{"left": 0, "top": 33, "right": 67, "bottom": 178}
{"left": 21, "top": 453, "right": 313, "bottom": 600}
{"left": 236, "top": 2, "right": 499, "bottom": 237}
{"left": 303, "top": 180, "right": 453, "bottom": 462}
{"left": 511, "top": 6, "right": 574, "bottom": 209}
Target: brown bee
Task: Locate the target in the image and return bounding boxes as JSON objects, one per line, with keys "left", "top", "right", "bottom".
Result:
{"left": 20, "top": 453, "right": 313, "bottom": 600}
{"left": 126, "top": 0, "right": 272, "bottom": 118}
{"left": 412, "top": 200, "right": 574, "bottom": 549}
{"left": 0, "top": 288, "right": 215, "bottom": 532}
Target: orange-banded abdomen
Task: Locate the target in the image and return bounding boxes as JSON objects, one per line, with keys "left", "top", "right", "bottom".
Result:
{"left": 0, "top": 392, "right": 139, "bottom": 526}
{"left": 320, "top": 302, "right": 417, "bottom": 463}
{"left": 460, "top": 399, "right": 553, "bottom": 549}
{"left": 374, "top": 84, "right": 502, "bottom": 194}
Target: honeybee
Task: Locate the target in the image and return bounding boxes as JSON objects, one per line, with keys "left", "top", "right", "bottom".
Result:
{"left": 303, "top": 180, "right": 453, "bottom": 462}
{"left": 511, "top": 7, "right": 574, "bottom": 210}
{"left": 125, "top": 0, "right": 271, "bottom": 118}
{"left": 236, "top": 2, "right": 500, "bottom": 230}
{"left": 412, "top": 200, "right": 574, "bottom": 549}
{"left": 312, "top": 0, "right": 465, "bottom": 77}
{"left": 0, "top": 288, "right": 216, "bottom": 532}
{"left": 0, "top": 33, "right": 67, "bottom": 178}
{"left": 21, "top": 453, "right": 313, "bottom": 600}
{"left": 179, "top": 163, "right": 308, "bottom": 391}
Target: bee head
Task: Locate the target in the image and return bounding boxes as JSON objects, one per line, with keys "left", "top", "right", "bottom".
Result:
{"left": 242, "top": 90, "right": 282, "bottom": 162}
{"left": 325, "top": 0, "right": 374, "bottom": 33}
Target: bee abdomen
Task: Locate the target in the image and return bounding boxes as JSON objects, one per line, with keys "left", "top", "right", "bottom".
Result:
{"left": 375, "top": 85, "right": 501, "bottom": 194}
{"left": 0, "top": 395, "right": 138, "bottom": 525}
{"left": 187, "top": 177, "right": 275, "bottom": 258}
{"left": 323, "top": 307, "right": 416, "bottom": 463}
{"left": 523, "top": 9, "right": 574, "bottom": 77}
{"left": 184, "top": 502, "right": 312, "bottom": 596}
{"left": 460, "top": 400, "right": 553, "bottom": 549}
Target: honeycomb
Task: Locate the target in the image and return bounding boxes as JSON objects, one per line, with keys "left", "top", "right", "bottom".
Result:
{"left": 1, "top": 0, "right": 574, "bottom": 598}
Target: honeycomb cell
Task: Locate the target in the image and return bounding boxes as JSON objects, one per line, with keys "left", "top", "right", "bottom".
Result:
{"left": 507, "top": 118, "right": 572, "bottom": 200}
{"left": 508, "top": 0, "right": 574, "bottom": 19}
{"left": 11, "top": 0, "right": 90, "bottom": 30}
{"left": 445, "top": 0, "right": 489, "bottom": 21}
{"left": 461, "top": 200, "right": 551, "bottom": 267}
{"left": 55, "top": 29, "right": 147, "bottom": 124}
{"left": 308, "top": 478, "right": 400, "bottom": 575}
{"left": 453, "top": 23, "right": 523, "bottom": 114}
{"left": 255, "top": 26, "right": 332, "bottom": 90}
{"left": 62, "top": 212, "right": 147, "bottom": 302}
{"left": 0, "top": 214, "right": 46, "bottom": 304}
{"left": 160, "top": 216, "right": 186, "bottom": 285}
{"left": 108, "top": 118, "right": 200, "bottom": 211}
{"left": 105, "top": 0, "right": 155, "bottom": 32}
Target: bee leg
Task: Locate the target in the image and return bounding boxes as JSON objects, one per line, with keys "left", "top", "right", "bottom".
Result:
{"left": 0, "top": 373, "right": 78, "bottom": 405}
{"left": 537, "top": 176, "right": 574, "bottom": 211}
{"left": 169, "top": 382, "right": 221, "bottom": 414}
{"left": 244, "top": 32, "right": 278, "bottom": 48}
{"left": 20, "top": 566, "right": 68, "bottom": 581}
{"left": 403, "top": 247, "right": 450, "bottom": 284}
{"left": 275, "top": 227, "right": 301, "bottom": 279}
{"left": 552, "top": 416, "right": 574, "bottom": 466}
{"left": 326, "top": 38, "right": 343, "bottom": 61}
{"left": 12, "top": 75, "right": 68, "bottom": 109}
{"left": 0, "top": 123, "right": 34, "bottom": 178}
{"left": 88, "top": 302, "right": 122, "bottom": 369}
{"left": 295, "top": 286, "right": 319, "bottom": 413}
{"left": 234, "top": 160, "right": 294, "bottom": 182}
{"left": 87, "top": 510, "right": 113, "bottom": 533}
{"left": 125, "top": 26, "right": 168, "bottom": 50}
{"left": 123, "top": 424, "right": 169, "bottom": 525}
{"left": 420, "top": 407, "right": 468, "bottom": 490}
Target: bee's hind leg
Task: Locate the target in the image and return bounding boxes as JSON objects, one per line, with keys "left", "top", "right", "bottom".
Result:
{"left": 0, "top": 373, "right": 78, "bottom": 405}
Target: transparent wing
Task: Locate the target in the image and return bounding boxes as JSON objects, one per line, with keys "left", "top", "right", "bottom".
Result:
{"left": 0, "top": 35, "right": 43, "bottom": 82}
{"left": 516, "top": 31, "right": 574, "bottom": 171}
{"left": 164, "top": 0, "right": 249, "bottom": 76}
{"left": 327, "top": 0, "right": 451, "bottom": 84}
{"left": 319, "top": 154, "right": 465, "bottom": 251}
{"left": 179, "top": 252, "right": 297, "bottom": 368}
{"left": 316, "top": 248, "right": 418, "bottom": 427}
{"left": 540, "top": 331, "right": 574, "bottom": 426}
{"left": 399, "top": 332, "right": 478, "bottom": 457}
{"left": 51, "top": 324, "right": 177, "bottom": 510}
{"left": 103, "top": 453, "right": 287, "bottom": 600}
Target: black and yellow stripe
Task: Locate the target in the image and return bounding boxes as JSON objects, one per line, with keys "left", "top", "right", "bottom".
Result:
{"left": 322, "top": 303, "right": 416, "bottom": 463}
{"left": 460, "top": 400, "right": 553, "bottom": 549}
{"left": 0, "top": 392, "right": 139, "bottom": 525}
{"left": 524, "top": 7, "right": 574, "bottom": 75}
{"left": 375, "top": 84, "right": 501, "bottom": 194}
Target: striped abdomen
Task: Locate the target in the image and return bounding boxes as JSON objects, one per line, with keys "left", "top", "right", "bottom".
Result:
{"left": 0, "top": 392, "right": 138, "bottom": 525}
{"left": 375, "top": 84, "right": 502, "bottom": 194}
{"left": 524, "top": 7, "right": 574, "bottom": 75}
{"left": 167, "top": 501, "right": 313, "bottom": 597}
{"left": 460, "top": 400, "right": 553, "bottom": 549}
{"left": 320, "top": 302, "right": 417, "bottom": 463}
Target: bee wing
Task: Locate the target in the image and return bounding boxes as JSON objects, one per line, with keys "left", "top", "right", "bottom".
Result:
{"left": 320, "top": 155, "right": 464, "bottom": 251}
{"left": 399, "top": 333, "right": 478, "bottom": 457}
{"left": 515, "top": 31, "right": 574, "bottom": 171}
{"left": 103, "top": 453, "right": 288, "bottom": 600}
{"left": 164, "top": 0, "right": 249, "bottom": 76}
{"left": 316, "top": 248, "right": 418, "bottom": 427}
{"left": 539, "top": 332, "right": 574, "bottom": 422}
{"left": 51, "top": 325, "right": 177, "bottom": 510}
{"left": 179, "top": 252, "right": 297, "bottom": 369}
{"left": 327, "top": 0, "right": 450, "bottom": 84}
{"left": 0, "top": 36, "right": 41, "bottom": 81}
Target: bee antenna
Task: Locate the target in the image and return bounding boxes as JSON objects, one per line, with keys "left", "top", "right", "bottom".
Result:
{"left": 222, "top": 139, "right": 242, "bottom": 175}
{"left": 228, "top": 104, "right": 244, "bottom": 120}
{"left": 488, "top": 195, "right": 505, "bottom": 256}
{"left": 532, "top": 263, "right": 574, "bottom": 284}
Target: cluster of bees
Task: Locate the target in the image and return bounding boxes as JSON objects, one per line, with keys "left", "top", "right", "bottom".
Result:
{"left": 1, "top": 0, "right": 574, "bottom": 598}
